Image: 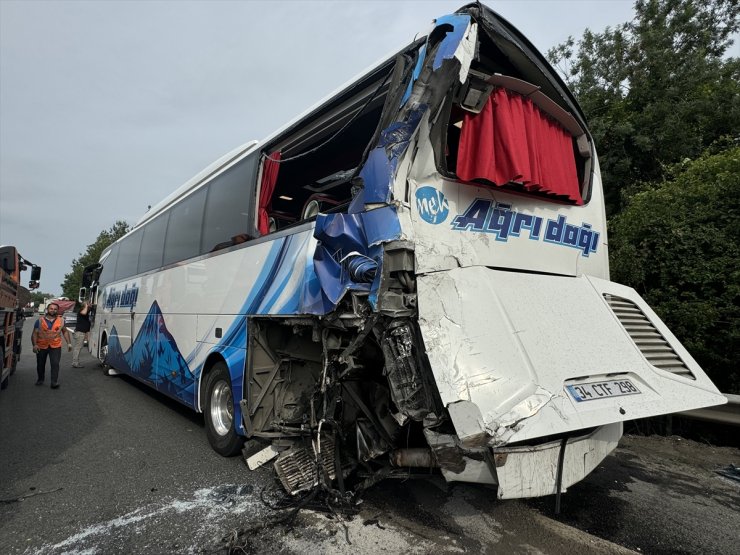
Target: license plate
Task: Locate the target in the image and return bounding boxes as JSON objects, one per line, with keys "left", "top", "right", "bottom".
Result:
{"left": 566, "top": 379, "right": 640, "bottom": 402}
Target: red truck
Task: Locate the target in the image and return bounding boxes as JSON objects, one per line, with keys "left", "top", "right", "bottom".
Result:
{"left": 0, "top": 246, "right": 41, "bottom": 391}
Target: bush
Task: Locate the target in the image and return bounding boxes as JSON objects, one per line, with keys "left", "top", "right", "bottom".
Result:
{"left": 609, "top": 147, "right": 739, "bottom": 393}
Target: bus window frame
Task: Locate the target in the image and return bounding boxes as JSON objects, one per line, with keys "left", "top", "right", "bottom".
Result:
{"left": 98, "top": 244, "right": 119, "bottom": 288}
{"left": 161, "top": 186, "right": 208, "bottom": 267}
{"left": 137, "top": 211, "right": 170, "bottom": 275}
{"left": 432, "top": 84, "right": 595, "bottom": 207}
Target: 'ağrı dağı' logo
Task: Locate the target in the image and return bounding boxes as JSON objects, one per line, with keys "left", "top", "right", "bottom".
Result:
{"left": 415, "top": 186, "right": 449, "bottom": 224}
{"left": 104, "top": 283, "right": 140, "bottom": 309}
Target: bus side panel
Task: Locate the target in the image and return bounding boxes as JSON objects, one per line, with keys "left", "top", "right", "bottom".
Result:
{"left": 153, "top": 312, "right": 199, "bottom": 405}
{"left": 194, "top": 230, "right": 317, "bottom": 318}
{"left": 103, "top": 276, "right": 200, "bottom": 407}
{"left": 108, "top": 307, "right": 134, "bottom": 355}
{"left": 98, "top": 228, "right": 320, "bottom": 414}
{"left": 194, "top": 313, "right": 249, "bottom": 421}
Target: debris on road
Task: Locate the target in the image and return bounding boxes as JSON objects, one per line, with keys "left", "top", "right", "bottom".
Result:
{"left": 0, "top": 486, "right": 62, "bottom": 504}
{"left": 715, "top": 463, "right": 740, "bottom": 484}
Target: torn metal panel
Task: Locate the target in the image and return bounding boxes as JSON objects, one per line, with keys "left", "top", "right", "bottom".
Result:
{"left": 358, "top": 148, "right": 396, "bottom": 206}
{"left": 428, "top": 423, "right": 622, "bottom": 499}
{"left": 400, "top": 43, "right": 427, "bottom": 106}
{"left": 313, "top": 213, "right": 376, "bottom": 306}
{"left": 246, "top": 444, "right": 279, "bottom": 471}
{"left": 362, "top": 206, "right": 403, "bottom": 247}
{"left": 399, "top": 15, "right": 475, "bottom": 109}
{"left": 361, "top": 106, "right": 427, "bottom": 205}
{"left": 492, "top": 423, "right": 622, "bottom": 499}
{"left": 311, "top": 206, "right": 401, "bottom": 310}
{"left": 446, "top": 401, "right": 489, "bottom": 448}
{"left": 356, "top": 419, "right": 391, "bottom": 462}
{"left": 423, "top": 429, "right": 466, "bottom": 474}
{"left": 303, "top": 10, "right": 480, "bottom": 316}
{"left": 417, "top": 266, "right": 726, "bottom": 445}
{"left": 431, "top": 16, "right": 476, "bottom": 83}
{"left": 355, "top": 14, "right": 475, "bottom": 209}
{"left": 378, "top": 319, "right": 435, "bottom": 421}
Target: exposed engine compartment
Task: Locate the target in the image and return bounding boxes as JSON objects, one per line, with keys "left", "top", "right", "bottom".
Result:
{"left": 240, "top": 243, "right": 451, "bottom": 497}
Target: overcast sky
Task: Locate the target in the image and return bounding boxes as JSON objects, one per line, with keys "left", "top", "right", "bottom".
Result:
{"left": 0, "top": 0, "right": 636, "bottom": 296}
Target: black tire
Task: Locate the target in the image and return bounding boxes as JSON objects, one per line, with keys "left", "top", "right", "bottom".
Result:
{"left": 0, "top": 343, "right": 7, "bottom": 389}
{"left": 100, "top": 337, "right": 114, "bottom": 376}
{"left": 204, "top": 362, "right": 244, "bottom": 456}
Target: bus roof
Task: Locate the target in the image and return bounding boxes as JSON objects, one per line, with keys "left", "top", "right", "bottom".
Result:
{"left": 135, "top": 140, "right": 258, "bottom": 228}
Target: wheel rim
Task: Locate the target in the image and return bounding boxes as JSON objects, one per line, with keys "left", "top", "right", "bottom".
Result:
{"left": 101, "top": 343, "right": 108, "bottom": 362}
{"left": 210, "top": 380, "right": 233, "bottom": 436}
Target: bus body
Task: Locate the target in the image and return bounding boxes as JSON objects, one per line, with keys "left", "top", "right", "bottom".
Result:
{"left": 88, "top": 4, "right": 725, "bottom": 499}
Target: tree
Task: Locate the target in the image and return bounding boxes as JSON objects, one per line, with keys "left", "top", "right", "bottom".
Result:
{"left": 609, "top": 147, "right": 740, "bottom": 393}
{"left": 61, "top": 221, "right": 130, "bottom": 299}
{"left": 548, "top": 0, "right": 740, "bottom": 217}
{"left": 30, "top": 291, "right": 54, "bottom": 305}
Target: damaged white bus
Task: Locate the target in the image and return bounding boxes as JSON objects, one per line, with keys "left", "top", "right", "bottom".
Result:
{"left": 87, "top": 3, "right": 725, "bottom": 500}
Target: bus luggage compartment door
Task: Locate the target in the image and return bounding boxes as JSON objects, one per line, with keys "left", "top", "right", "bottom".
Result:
{"left": 416, "top": 266, "right": 725, "bottom": 447}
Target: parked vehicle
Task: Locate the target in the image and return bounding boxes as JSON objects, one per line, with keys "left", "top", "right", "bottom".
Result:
{"left": 63, "top": 311, "right": 77, "bottom": 332}
{"left": 0, "top": 246, "right": 40, "bottom": 391}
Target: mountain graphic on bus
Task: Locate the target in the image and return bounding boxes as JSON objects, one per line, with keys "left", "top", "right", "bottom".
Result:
{"left": 106, "top": 301, "right": 196, "bottom": 406}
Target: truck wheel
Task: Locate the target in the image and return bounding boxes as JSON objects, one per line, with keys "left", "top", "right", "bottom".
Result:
{"left": 204, "top": 362, "right": 243, "bottom": 456}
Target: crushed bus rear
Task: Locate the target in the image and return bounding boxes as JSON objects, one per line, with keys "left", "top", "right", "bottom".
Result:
{"left": 243, "top": 4, "right": 725, "bottom": 500}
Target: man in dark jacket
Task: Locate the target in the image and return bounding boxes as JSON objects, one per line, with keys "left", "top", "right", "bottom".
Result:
{"left": 72, "top": 302, "right": 91, "bottom": 368}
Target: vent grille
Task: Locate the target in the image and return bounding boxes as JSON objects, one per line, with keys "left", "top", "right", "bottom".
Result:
{"left": 604, "top": 294, "right": 694, "bottom": 379}
{"left": 274, "top": 435, "right": 340, "bottom": 496}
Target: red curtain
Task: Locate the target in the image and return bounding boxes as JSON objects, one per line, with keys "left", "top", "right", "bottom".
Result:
{"left": 258, "top": 151, "right": 281, "bottom": 235}
{"left": 457, "top": 88, "right": 582, "bottom": 204}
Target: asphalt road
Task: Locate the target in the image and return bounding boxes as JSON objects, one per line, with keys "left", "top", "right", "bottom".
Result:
{"left": 1, "top": 318, "right": 738, "bottom": 554}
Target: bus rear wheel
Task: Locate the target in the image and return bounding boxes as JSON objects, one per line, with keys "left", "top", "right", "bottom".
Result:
{"left": 100, "top": 338, "right": 116, "bottom": 376}
{"left": 204, "top": 362, "right": 243, "bottom": 456}
{"left": 101, "top": 340, "right": 109, "bottom": 374}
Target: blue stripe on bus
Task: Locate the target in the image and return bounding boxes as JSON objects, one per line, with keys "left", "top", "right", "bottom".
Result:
{"left": 246, "top": 236, "right": 293, "bottom": 315}
{"left": 183, "top": 237, "right": 286, "bottom": 368}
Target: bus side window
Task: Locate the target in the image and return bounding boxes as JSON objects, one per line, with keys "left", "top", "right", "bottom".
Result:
{"left": 163, "top": 187, "right": 207, "bottom": 266}
{"left": 114, "top": 229, "right": 143, "bottom": 282}
{"left": 202, "top": 152, "right": 258, "bottom": 252}
{"left": 138, "top": 212, "right": 168, "bottom": 273}
{"left": 98, "top": 245, "right": 119, "bottom": 286}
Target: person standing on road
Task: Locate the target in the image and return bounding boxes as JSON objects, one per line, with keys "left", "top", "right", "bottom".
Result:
{"left": 31, "top": 302, "right": 72, "bottom": 389}
{"left": 72, "top": 302, "right": 91, "bottom": 368}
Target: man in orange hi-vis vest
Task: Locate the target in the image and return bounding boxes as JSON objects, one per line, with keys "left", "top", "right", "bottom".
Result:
{"left": 31, "top": 302, "right": 72, "bottom": 389}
